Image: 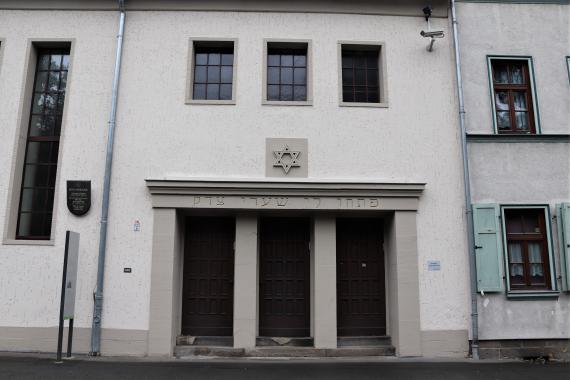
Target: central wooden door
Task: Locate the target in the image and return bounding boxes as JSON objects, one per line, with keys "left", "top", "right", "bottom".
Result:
{"left": 259, "top": 217, "right": 310, "bottom": 337}
{"left": 337, "top": 218, "right": 386, "bottom": 336}
{"left": 182, "top": 217, "right": 235, "bottom": 336}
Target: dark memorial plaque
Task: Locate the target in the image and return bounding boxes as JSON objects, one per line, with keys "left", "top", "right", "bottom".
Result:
{"left": 67, "top": 181, "right": 91, "bottom": 216}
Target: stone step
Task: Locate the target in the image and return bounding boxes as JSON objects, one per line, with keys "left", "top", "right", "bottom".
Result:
{"left": 174, "top": 346, "right": 245, "bottom": 358}
{"left": 176, "top": 336, "right": 233, "bottom": 347}
{"left": 175, "top": 345, "right": 395, "bottom": 358}
{"left": 256, "top": 337, "right": 314, "bottom": 347}
{"left": 337, "top": 336, "right": 392, "bottom": 347}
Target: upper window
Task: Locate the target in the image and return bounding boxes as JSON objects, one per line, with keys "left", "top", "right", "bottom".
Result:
{"left": 339, "top": 43, "right": 387, "bottom": 107}
{"left": 187, "top": 40, "right": 236, "bottom": 104}
{"left": 263, "top": 40, "right": 311, "bottom": 105}
{"left": 503, "top": 207, "right": 553, "bottom": 291}
{"left": 16, "top": 49, "right": 70, "bottom": 239}
{"left": 488, "top": 57, "right": 539, "bottom": 134}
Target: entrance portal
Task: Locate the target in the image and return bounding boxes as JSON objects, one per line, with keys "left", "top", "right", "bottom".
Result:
{"left": 259, "top": 217, "right": 310, "bottom": 337}
{"left": 181, "top": 217, "right": 235, "bottom": 336}
{"left": 337, "top": 218, "right": 386, "bottom": 336}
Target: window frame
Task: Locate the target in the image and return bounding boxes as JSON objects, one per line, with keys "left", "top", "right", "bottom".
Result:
{"left": 186, "top": 38, "right": 238, "bottom": 105}
{"left": 262, "top": 39, "right": 312, "bottom": 106}
{"left": 338, "top": 41, "right": 388, "bottom": 108}
{"left": 566, "top": 56, "right": 570, "bottom": 85}
{"left": 3, "top": 39, "right": 74, "bottom": 246}
{"left": 16, "top": 48, "right": 70, "bottom": 240}
{"left": 500, "top": 205, "right": 557, "bottom": 294}
{"left": 487, "top": 56, "right": 540, "bottom": 134}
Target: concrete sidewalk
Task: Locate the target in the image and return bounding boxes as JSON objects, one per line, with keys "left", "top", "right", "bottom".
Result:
{"left": 0, "top": 353, "right": 569, "bottom": 380}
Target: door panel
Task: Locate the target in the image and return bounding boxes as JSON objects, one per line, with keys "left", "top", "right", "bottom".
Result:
{"left": 182, "top": 217, "right": 235, "bottom": 336}
{"left": 259, "top": 218, "right": 310, "bottom": 337}
{"left": 337, "top": 218, "right": 386, "bottom": 336}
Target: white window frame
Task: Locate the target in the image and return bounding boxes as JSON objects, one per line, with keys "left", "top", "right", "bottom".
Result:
{"left": 338, "top": 41, "right": 389, "bottom": 108}
{"left": 186, "top": 38, "right": 238, "bottom": 105}
{"left": 262, "top": 39, "right": 313, "bottom": 106}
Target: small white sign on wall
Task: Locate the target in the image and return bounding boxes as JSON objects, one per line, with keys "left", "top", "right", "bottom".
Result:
{"left": 427, "top": 260, "right": 441, "bottom": 271}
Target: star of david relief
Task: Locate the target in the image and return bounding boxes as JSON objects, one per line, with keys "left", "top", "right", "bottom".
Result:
{"left": 273, "top": 145, "right": 301, "bottom": 174}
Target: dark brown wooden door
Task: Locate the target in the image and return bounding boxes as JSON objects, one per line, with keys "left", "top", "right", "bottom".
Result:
{"left": 182, "top": 217, "right": 235, "bottom": 336}
{"left": 259, "top": 218, "right": 310, "bottom": 337}
{"left": 337, "top": 218, "right": 386, "bottom": 336}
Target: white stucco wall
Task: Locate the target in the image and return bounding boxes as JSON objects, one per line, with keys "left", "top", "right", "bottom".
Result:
{"left": 458, "top": 1, "right": 570, "bottom": 340}
{"left": 457, "top": 2, "right": 570, "bottom": 135}
{"left": 0, "top": 7, "right": 470, "bottom": 347}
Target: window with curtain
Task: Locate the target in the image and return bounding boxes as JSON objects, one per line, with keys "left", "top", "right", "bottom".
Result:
{"left": 16, "top": 49, "right": 70, "bottom": 239}
{"left": 490, "top": 59, "right": 536, "bottom": 134}
{"left": 504, "top": 208, "right": 551, "bottom": 290}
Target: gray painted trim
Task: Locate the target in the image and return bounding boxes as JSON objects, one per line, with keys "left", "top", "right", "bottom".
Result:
{"left": 466, "top": 134, "right": 570, "bottom": 143}
{"left": 486, "top": 55, "right": 541, "bottom": 134}
{"left": 0, "top": 326, "right": 148, "bottom": 356}
{"left": 337, "top": 41, "right": 389, "bottom": 108}
{"left": 506, "top": 291, "right": 560, "bottom": 300}
{"left": 146, "top": 179, "right": 425, "bottom": 196}
{"left": 2, "top": 38, "right": 75, "bottom": 245}
{"left": 262, "top": 39, "right": 313, "bottom": 106}
{"left": 185, "top": 38, "right": 238, "bottom": 105}
{"left": 0, "top": 1, "right": 450, "bottom": 17}
{"left": 146, "top": 179, "right": 424, "bottom": 210}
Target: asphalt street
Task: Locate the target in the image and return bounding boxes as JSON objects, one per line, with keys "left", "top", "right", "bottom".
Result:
{"left": 0, "top": 355, "right": 569, "bottom": 380}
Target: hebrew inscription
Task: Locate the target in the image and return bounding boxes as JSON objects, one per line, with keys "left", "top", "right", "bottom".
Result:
{"left": 188, "top": 196, "right": 382, "bottom": 210}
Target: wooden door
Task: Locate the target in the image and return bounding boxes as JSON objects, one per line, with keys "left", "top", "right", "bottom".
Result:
{"left": 259, "top": 218, "right": 310, "bottom": 337}
{"left": 337, "top": 218, "right": 386, "bottom": 336}
{"left": 182, "top": 217, "right": 235, "bottom": 336}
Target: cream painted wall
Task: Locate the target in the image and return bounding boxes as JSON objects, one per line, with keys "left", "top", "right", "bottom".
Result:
{"left": 0, "top": 8, "right": 470, "bottom": 340}
{"left": 458, "top": 2, "right": 570, "bottom": 340}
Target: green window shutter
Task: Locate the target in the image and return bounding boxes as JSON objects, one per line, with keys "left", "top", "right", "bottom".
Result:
{"left": 557, "top": 203, "right": 570, "bottom": 291}
{"left": 473, "top": 204, "right": 504, "bottom": 292}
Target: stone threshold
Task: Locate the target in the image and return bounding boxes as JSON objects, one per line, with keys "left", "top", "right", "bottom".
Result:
{"left": 174, "top": 345, "right": 396, "bottom": 358}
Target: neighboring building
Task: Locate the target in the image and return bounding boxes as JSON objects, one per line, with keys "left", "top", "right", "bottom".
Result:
{"left": 456, "top": 0, "right": 570, "bottom": 360}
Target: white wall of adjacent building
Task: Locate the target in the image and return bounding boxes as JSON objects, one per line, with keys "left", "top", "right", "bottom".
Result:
{"left": 0, "top": 5, "right": 471, "bottom": 353}
{"left": 458, "top": 1, "right": 570, "bottom": 340}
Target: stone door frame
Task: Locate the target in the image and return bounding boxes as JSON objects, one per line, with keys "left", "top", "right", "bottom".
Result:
{"left": 145, "top": 179, "right": 425, "bottom": 357}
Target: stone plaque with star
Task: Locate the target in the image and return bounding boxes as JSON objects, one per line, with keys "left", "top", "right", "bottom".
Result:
{"left": 266, "top": 138, "right": 308, "bottom": 178}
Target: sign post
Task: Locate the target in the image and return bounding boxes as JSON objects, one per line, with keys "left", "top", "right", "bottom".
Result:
{"left": 56, "top": 231, "right": 80, "bottom": 363}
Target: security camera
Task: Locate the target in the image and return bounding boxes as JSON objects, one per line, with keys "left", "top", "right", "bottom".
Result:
{"left": 420, "top": 30, "right": 445, "bottom": 38}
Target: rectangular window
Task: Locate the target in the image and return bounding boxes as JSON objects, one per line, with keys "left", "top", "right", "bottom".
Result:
{"left": 488, "top": 57, "right": 538, "bottom": 134}
{"left": 338, "top": 42, "right": 387, "bottom": 107}
{"left": 503, "top": 207, "right": 553, "bottom": 291}
{"left": 187, "top": 40, "right": 236, "bottom": 104}
{"left": 16, "top": 49, "right": 70, "bottom": 239}
{"left": 263, "top": 40, "right": 311, "bottom": 105}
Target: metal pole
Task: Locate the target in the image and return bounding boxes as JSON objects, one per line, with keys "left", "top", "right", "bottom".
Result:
{"left": 90, "top": 0, "right": 126, "bottom": 356}
{"left": 67, "top": 318, "right": 74, "bottom": 358}
{"left": 450, "top": 0, "right": 479, "bottom": 359}
{"left": 56, "top": 231, "right": 71, "bottom": 363}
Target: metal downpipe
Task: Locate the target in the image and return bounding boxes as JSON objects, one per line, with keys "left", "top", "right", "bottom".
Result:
{"left": 90, "top": 0, "right": 126, "bottom": 356}
{"left": 450, "top": 0, "right": 479, "bottom": 359}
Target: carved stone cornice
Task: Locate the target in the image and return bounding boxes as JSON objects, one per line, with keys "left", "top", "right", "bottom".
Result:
{"left": 145, "top": 178, "right": 425, "bottom": 211}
